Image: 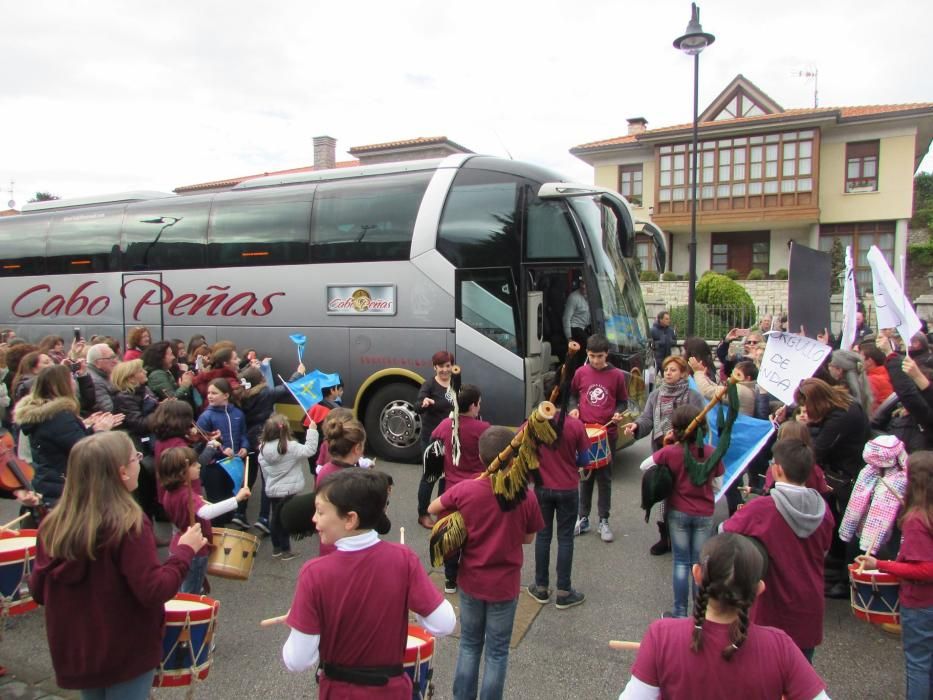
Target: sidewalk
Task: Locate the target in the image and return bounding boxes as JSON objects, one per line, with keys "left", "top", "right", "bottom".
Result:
{"left": 0, "top": 671, "right": 75, "bottom": 700}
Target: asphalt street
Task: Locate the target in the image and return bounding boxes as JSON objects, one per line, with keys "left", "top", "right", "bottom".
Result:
{"left": 0, "top": 437, "right": 905, "bottom": 699}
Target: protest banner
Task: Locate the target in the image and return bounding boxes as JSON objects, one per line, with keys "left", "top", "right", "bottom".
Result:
{"left": 788, "top": 243, "right": 831, "bottom": 340}
{"left": 867, "top": 245, "right": 922, "bottom": 344}
{"left": 758, "top": 331, "right": 832, "bottom": 406}
{"left": 839, "top": 245, "right": 857, "bottom": 351}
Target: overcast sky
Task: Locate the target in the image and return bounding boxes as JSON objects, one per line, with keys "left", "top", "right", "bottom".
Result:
{"left": 2, "top": 0, "right": 931, "bottom": 205}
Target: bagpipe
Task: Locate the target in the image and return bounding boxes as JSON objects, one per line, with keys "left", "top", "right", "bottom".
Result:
{"left": 421, "top": 366, "right": 462, "bottom": 484}
{"left": 429, "top": 342, "right": 583, "bottom": 567}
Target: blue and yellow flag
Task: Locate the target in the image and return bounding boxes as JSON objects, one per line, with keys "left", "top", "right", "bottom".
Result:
{"left": 284, "top": 370, "right": 341, "bottom": 412}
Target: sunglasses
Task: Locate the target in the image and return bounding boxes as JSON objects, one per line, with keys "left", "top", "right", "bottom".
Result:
{"left": 743, "top": 341, "right": 759, "bottom": 346}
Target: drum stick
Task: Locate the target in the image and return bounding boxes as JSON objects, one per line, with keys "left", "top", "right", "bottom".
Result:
{"left": 857, "top": 532, "right": 882, "bottom": 574}
{"left": 0, "top": 512, "right": 31, "bottom": 531}
{"left": 260, "top": 613, "right": 289, "bottom": 627}
{"left": 878, "top": 478, "right": 905, "bottom": 506}
{"left": 609, "top": 640, "right": 641, "bottom": 651}
{"left": 400, "top": 526, "right": 405, "bottom": 546}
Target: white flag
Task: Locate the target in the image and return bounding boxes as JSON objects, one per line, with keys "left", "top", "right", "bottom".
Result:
{"left": 758, "top": 331, "right": 832, "bottom": 406}
{"left": 840, "top": 245, "right": 857, "bottom": 350}
{"left": 867, "top": 245, "right": 922, "bottom": 344}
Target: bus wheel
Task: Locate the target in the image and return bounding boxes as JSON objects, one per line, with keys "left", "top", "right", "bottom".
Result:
{"left": 363, "top": 383, "right": 422, "bottom": 463}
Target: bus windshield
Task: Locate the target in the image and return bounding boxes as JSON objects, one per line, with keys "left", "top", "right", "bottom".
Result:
{"left": 568, "top": 196, "right": 649, "bottom": 362}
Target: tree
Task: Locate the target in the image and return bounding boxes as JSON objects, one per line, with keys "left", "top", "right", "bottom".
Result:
{"left": 912, "top": 172, "right": 933, "bottom": 230}
{"left": 28, "top": 192, "right": 60, "bottom": 203}
{"left": 829, "top": 237, "right": 844, "bottom": 294}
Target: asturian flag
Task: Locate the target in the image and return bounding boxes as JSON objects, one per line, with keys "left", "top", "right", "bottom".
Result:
{"left": 283, "top": 370, "right": 342, "bottom": 413}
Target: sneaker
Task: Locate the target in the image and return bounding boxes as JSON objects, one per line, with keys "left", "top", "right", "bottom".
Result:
{"left": 230, "top": 514, "right": 250, "bottom": 529}
{"left": 526, "top": 585, "right": 550, "bottom": 604}
{"left": 555, "top": 589, "right": 585, "bottom": 610}
{"left": 272, "top": 548, "right": 283, "bottom": 558}
{"left": 253, "top": 518, "right": 271, "bottom": 535}
{"left": 574, "top": 516, "right": 590, "bottom": 536}
{"left": 280, "top": 551, "right": 297, "bottom": 562}
{"left": 598, "top": 519, "right": 614, "bottom": 543}
{"left": 444, "top": 579, "right": 458, "bottom": 594}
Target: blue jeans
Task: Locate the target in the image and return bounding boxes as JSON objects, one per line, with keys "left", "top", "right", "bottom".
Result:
{"left": 668, "top": 509, "right": 713, "bottom": 617}
{"left": 453, "top": 591, "right": 518, "bottom": 700}
{"left": 180, "top": 554, "right": 208, "bottom": 595}
{"left": 534, "top": 487, "right": 578, "bottom": 591}
{"left": 902, "top": 605, "right": 933, "bottom": 700}
{"left": 80, "top": 668, "right": 155, "bottom": 700}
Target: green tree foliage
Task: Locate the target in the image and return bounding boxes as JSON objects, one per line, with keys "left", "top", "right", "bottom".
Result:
{"left": 28, "top": 192, "right": 60, "bottom": 203}
{"left": 912, "top": 172, "right": 933, "bottom": 230}
{"left": 695, "top": 272, "right": 756, "bottom": 327}
{"left": 829, "top": 237, "right": 844, "bottom": 294}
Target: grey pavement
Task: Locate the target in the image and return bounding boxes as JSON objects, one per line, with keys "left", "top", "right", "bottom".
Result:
{"left": 0, "top": 438, "right": 904, "bottom": 699}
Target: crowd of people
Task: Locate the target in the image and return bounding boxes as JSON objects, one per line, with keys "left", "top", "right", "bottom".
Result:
{"left": 1, "top": 311, "right": 932, "bottom": 699}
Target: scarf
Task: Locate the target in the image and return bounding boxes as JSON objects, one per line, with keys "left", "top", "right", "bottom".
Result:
{"left": 653, "top": 378, "right": 691, "bottom": 440}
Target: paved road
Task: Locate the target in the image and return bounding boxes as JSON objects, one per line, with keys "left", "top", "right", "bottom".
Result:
{"left": 0, "top": 438, "right": 904, "bottom": 699}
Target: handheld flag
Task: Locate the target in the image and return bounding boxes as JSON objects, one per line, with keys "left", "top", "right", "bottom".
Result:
{"left": 867, "top": 245, "right": 921, "bottom": 344}
{"left": 217, "top": 456, "right": 245, "bottom": 497}
{"left": 281, "top": 370, "right": 341, "bottom": 413}
{"left": 289, "top": 334, "right": 307, "bottom": 365}
{"left": 840, "top": 245, "right": 857, "bottom": 351}
{"left": 707, "top": 409, "right": 775, "bottom": 501}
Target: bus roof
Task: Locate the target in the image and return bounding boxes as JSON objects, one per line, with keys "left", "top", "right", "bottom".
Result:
{"left": 20, "top": 191, "right": 176, "bottom": 214}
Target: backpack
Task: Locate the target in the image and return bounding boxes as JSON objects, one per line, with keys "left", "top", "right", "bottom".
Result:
{"left": 640, "top": 463, "right": 673, "bottom": 523}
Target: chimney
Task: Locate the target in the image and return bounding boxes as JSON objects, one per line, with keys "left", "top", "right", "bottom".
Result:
{"left": 313, "top": 135, "right": 337, "bottom": 170}
{"left": 627, "top": 117, "right": 648, "bottom": 136}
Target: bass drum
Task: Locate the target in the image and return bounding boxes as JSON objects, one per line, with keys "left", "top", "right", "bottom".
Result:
{"left": 363, "top": 382, "right": 422, "bottom": 463}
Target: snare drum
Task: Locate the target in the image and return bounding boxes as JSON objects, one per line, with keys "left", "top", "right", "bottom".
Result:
{"left": 154, "top": 594, "right": 220, "bottom": 687}
{"left": 583, "top": 424, "right": 611, "bottom": 470}
{"left": 404, "top": 624, "right": 435, "bottom": 700}
{"left": 207, "top": 528, "right": 259, "bottom": 580}
{"left": 0, "top": 528, "right": 38, "bottom": 616}
{"left": 849, "top": 564, "right": 900, "bottom": 625}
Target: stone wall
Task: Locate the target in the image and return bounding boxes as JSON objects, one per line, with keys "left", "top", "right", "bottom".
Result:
{"left": 640, "top": 280, "right": 790, "bottom": 311}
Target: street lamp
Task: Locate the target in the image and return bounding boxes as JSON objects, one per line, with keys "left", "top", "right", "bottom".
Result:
{"left": 674, "top": 2, "right": 715, "bottom": 336}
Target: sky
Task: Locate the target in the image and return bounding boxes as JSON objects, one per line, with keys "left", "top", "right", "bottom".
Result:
{"left": 2, "top": 0, "right": 932, "bottom": 205}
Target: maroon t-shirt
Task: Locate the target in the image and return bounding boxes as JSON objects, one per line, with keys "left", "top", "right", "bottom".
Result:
{"left": 431, "top": 415, "right": 491, "bottom": 486}
{"left": 723, "top": 493, "right": 834, "bottom": 649}
{"left": 570, "top": 363, "right": 628, "bottom": 438}
{"left": 440, "top": 478, "right": 543, "bottom": 602}
{"left": 160, "top": 480, "right": 213, "bottom": 556}
{"left": 897, "top": 513, "right": 933, "bottom": 608}
{"left": 535, "top": 414, "right": 589, "bottom": 491}
{"left": 653, "top": 443, "right": 723, "bottom": 517}
{"left": 630, "top": 617, "right": 826, "bottom": 700}
{"left": 287, "top": 540, "right": 444, "bottom": 699}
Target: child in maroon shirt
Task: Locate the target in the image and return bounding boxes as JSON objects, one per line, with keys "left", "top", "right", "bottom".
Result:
{"left": 431, "top": 384, "right": 491, "bottom": 487}
{"left": 857, "top": 452, "right": 933, "bottom": 699}
{"left": 29, "top": 432, "right": 207, "bottom": 695}
{"left": 619, "top": 533, "right": 827, "bottom": 700}
{"left": 283, "top": 469, "right": 455, "bottom": 698}
{"left": 568, "top": 334, "right": 628, "bottom": 542}
{"left": 724, "top": 439, "right": 834, "bottom": 662}
{"left": 428, "top": 426, "right": 544, "bottom": 700}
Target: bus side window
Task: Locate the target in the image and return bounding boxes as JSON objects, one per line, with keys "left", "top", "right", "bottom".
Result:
{"left": 0, "top": 215, "right": 49, "bottom": 276}
{"left": 123, "top": 200, "right": 210, "bottom": 271}
{"left": 310, "top": 172, "right": 430, "bottom": 263}
{"left": 458, "top": 269, "right": 520, "bottom": 355}
{"left": 46, "top": 207, "right": 123, "bottom": 275}
{"left": 437, "top": 169, "right": 521, "bottom": 268}
{"left": 209, "top": 192, "right": 312, "bottom": 268}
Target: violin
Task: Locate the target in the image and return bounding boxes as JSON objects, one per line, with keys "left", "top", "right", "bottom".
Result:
{"left": 0, "top": 430, "right": 48, "bottom": 520}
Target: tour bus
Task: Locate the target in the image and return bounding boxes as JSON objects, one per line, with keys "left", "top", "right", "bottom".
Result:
{"left": 0, "top": 155, "right": 665, "bottom": 461}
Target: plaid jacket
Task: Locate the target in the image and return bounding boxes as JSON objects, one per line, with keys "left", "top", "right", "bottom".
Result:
{"left": 839, "top": 464, "right": 907, "bottom": 552}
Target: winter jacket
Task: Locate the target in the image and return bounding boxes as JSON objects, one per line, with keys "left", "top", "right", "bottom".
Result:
{"left": 259, "top": 432, "right": 319, "bottom": 498}
{"left": 190, "top": 368, "right": 238, "bottom": 412}
{"left": 113, "top": 385, "right": 159, "bottom": 440}
{"left": 650, "top": 322, "right": 677, "bottom": 369}
{"left": 883, "top": 352, "right": 933, "bottom": 449}
{"left": 196, "top": 403, "right": 249, "bottom": 454}
{"left": 693, "top": 372, "right": 757, "bottom": 416}
{"left": 240, "top": 383, "right": 291, "bottom": 451}
{"left": 632, "top": 385, "right": 705, "bottom": 443}
{"left": 86, "top": 365, "right": 117, "bottom": 414}
{"left": 29, "top": 517, "right": 193, "bottom": 690}
{"left": 146, "top": 367, "right": 192, "bottom": 403}
{"left": 14, "top": 396, "right": 92, "bottom": 500}
{"left": 865, "top": 365, "right": 894, "bottom": 415}
{"left": 839, "top": 463, "right": 907, "bottom": 552}
{"left": 808, "top": 402, "right": 870, "bottom": 480}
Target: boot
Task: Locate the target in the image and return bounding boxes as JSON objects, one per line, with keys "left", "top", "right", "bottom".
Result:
{"left": 650, "top": 521, "right": 670, "bottom": 556}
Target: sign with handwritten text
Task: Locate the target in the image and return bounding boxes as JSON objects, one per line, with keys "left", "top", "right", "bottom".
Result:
{"left": 758, "top": 331, "right": 832, "bottom": 405}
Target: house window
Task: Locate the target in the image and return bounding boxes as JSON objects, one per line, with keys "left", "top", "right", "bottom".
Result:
{"left": 710, "top": 232, "right": 770, "bottom": 276}
{"left": 819, "top": 221, "right": 894, "bottom": 290}
{"left": 658, "top": 130, "right": 814, "bottom": 204}
{"left": 845, "top": 141, "right": 879, "bottom": 193}
{"left": 635, "top": 234, "right": 655, "bottom": 272}
{"left": 618, "top": 164, "right": 643, "bottom": 206}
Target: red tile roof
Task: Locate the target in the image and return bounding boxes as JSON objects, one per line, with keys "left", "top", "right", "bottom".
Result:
{"left": 0, "top": 209, "right": 19, "bottom": 217}
{"left": 174, "top": 160, "right": 359, "bottom": 194}
{"left": 572, "top": 103, "right": 933, "bottom": 152}
{"left": 349, "top": 136, "right": 472, "bottom": 154}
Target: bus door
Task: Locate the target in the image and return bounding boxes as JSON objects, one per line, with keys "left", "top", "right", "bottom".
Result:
{"left": 454, "top": 268, "right": 526, "bottom": 427}
{"left": 121, "top": 272, "right": 166, "bottom": 342}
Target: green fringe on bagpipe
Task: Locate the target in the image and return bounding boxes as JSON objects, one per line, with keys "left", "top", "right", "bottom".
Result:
{"left": 490, "top": 407, "right": 558, "bottom": 509}
{"left": 684, "top": 381, "right": 740, "bottom": 487}
{"left": 430, "top": 511, "right": 467, "bottom": 568}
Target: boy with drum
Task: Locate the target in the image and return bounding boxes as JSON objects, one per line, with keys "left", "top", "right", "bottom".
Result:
{"left": 568, "top": 334, "right": 628, "bottom": 543}
{"left": 723, "top": 439, "right": 835, "bottom": 662}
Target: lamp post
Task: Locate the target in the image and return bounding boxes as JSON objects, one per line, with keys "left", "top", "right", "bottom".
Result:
{"left": 674, "top": 2, "right": 715, "bottom": 336}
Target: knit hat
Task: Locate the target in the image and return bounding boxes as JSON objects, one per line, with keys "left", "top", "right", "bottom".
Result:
{"left": 862, "top": 434, "right": 908, "bottom": 471}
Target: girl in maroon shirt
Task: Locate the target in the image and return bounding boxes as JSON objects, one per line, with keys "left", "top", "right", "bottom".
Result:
{"left": 857, "top": 451, "right": 933, "bottom": 700}
{"left": 29, "top": 432, "right": 206, "bottom": 697}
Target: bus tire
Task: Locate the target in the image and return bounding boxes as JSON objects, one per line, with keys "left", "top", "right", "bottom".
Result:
{"left": 363, "top": 383, "right": 422, "bottom": 464}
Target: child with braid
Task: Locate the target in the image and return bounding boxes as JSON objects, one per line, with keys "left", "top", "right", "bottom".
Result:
{"left": 619, "top": 533, "right": 829, "bottom": 700}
